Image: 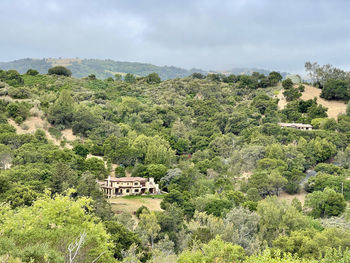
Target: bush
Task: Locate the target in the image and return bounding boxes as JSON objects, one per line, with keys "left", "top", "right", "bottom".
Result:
{"left": 88, "top": 74, "right": 96, "bottom": 80}
{"left": 136, "top": 205, "right": 150, "bottom": 218}
{"left": 124, "top": 73, "right": 136, "bottom": 83}
{"left": 145, "top": 72, "right": 161, "bottom": 84}
{"left": 115, "top": 166, "right": 125, "bottom": 177}
{"left": 26, "top": 69, "right": 39, "bottom": 76}
{"left": 321, "top": 79, "right": 350, "bottom": 100}
{"left": 282, "top": 78, "right": 293, "bottom": 89}
{"left": 0, "top": 70, "right": 24, "bottom": 87}
{"left": 298, "top": 84, "right": 305, "bottom": 92}
{"left": 48, "top": 66, "right": 72, "bottom": 77}
{"left": 6, "top": 102, "right": 30, "bottom": 121}
{"left": 191, "top": 72, "right": 205, "bottom": 79}
{"left": 14, "top": 116, "right": 23, "bottom": 124}
{"left": 48, "top": 127, "right": 62, "bottom": 139}
{"left": 8, "top": 86, "right": 31, "bottom": 99}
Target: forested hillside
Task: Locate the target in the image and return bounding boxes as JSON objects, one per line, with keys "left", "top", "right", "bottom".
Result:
{"left": 1, "top": 64, "right": 350, "bottom": 262}
{"left": 0, "top": 58, "right": 206, "bottom": 80}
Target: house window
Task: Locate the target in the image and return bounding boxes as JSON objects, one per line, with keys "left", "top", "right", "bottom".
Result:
{"left": 135, "top": 189, "right": 139, "bottom": 192}
{"left": 135, "top": 182, "right": 138, "bottom": 185}
{"left": 126, "top": 189, "right": 130, "bottom": 193}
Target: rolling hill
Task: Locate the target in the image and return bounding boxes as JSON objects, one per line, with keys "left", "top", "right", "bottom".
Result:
{"left": 0, "top": 58, "right": 207, "bottom": 80}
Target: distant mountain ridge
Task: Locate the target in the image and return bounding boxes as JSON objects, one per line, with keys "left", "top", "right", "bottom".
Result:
{"left": 0, "top": 58, "right": 207, "bottom": 80}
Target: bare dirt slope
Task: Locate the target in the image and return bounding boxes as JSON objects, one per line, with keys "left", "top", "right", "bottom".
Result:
{"left": 8, "top": 117, "right": 60, "bottom": 145}
{"left": 8, "top": 117, "right": 76, "bottom": 149}
{"left": 277, "top": 84, "right": 347, "bottom": 118}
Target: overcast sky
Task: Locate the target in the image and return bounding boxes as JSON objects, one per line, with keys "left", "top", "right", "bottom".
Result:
{"left": 1, "top": 0, "right": 350, "bottom": 73}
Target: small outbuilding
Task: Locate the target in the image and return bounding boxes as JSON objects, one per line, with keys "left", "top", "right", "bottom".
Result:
{"left": 278, "top": 122, "right": 312, "bottom": 130}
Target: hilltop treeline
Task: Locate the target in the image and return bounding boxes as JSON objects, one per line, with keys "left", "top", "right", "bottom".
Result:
{"left": 0, "top": 58, "right": 207, "bottom": 80}
{"left": 0, "top": 66, "right": 350, "bottom": 262}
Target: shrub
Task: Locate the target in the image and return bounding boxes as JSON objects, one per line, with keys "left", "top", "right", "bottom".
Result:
{"left": 191, "top": 72, "right": 205, "bottom": 79}
{"left": 0, "top": 70, "right": 24, "bottom": 87}
{"left": 321, "top": 79, "right": 350, "bottom": 100}
{"left": 282, "top": 78, "right": 293, "bottom": 89}
{"left": 114, "top": 166, "right": 125, "bottom": 177}
{"left": 136, "top": 205, "right": 150, "bottom": 218}
{"left": 298, "top": 84, "right": 305, "bottom": 92}
{"left": 145, "top": 72, "right": 161, "bottom": 84}
{"left": 26, "top": 69, "right": 39, "bottom": 76}
{"left": 48, "top": 66, "right": 72, "bottom": 77}
{"left": 8, "top": 86, "right": 31, "bottom": 99}
{"left": 48, "top": 127, "right": 62, "bottom": 139}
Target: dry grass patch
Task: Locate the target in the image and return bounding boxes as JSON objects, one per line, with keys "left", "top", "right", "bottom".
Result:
{"left": 278, "top": 190, "right": 307, "bottom": 205}
{"left": 47, "top": 58, "right": 82, "bottom": 67}
{"left": 110, "top": 196, "right": 163, "bottom": 215}
{"left": 300, "top": 85, "right": 347, "bottom": 119}
{"left": 277, "top": 84, "right": 347, "bottom": 119}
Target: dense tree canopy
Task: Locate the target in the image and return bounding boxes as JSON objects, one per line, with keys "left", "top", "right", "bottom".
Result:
{"left": 0, "top": 64, "right": 349, "bottom": 262}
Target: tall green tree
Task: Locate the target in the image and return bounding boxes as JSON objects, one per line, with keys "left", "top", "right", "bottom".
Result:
{"left": 47, "top": 89, "right": 75, "bottom": 127}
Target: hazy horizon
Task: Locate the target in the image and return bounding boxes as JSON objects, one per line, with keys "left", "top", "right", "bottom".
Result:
{"left": 1, "top": 0, "right": 350, "bottom": 73}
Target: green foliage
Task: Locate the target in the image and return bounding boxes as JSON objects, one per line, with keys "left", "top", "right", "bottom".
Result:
{"left": 273, "top": 228, "right": 350, "bottom": 260}
{"left": 0, "top": 191, "right": 114, "bottom": 262}
{"left": 145, "top": 72, "right": 161, "bottom": 84}
{"left": 178, "top": 236, "right": 246, "bottom": 263}
{"left": 268, "top": 71, "right": 283, "bottom": 86}
{"left": 204, "top": 198, "right": 233, "bottom": 217}
{"left": 47, "top": 89, "right": 75, "bottom": 127}
{"left": 1, "top": 65, "right": 350, "bottom": 261}
{"left": 191, "top": 72, "right": 205, "bottom": 79}
{"left": 85, "top": 157, "right": 108, "bottom": 179}
{"left": 136, "top": 205, "right": 150, "bottom": 219}
{"left": 8, "top": 86, "right": 31, "bottom": 99}
{"left": 282, "top": 78, "right": 294, "bottom": 89}
{"left": 321, "top": 79, "right": 350, "bottom": 100}
{"left": 146, "top": 164, "right": 167, "bottom": 181}
{"left": 26, "top": 68, "right": 39, "bottom": 76}
{"left": 283, "top": 86, "right": 302, "bottom": 101}
{"left": 6, "top": 102, "right": 30, "bottom": 121}
{"left": 0, "top": 70, "right": 24, "bottom": 87}
{"left": 305, "top": 187, "right": 346, "bottom": 218}
{"left": 73, "top": 143, "right": 89, "bottom": 158}
{"left": 105, "top": 220, "right": 147, "bottom": 261}
{"left": 257, "top": 197, "right": 316, "bottom": 245}
{"left": 48, "top": 66, "right": 72, "bottom": 77}
{"left": 124, "top": 73, "right": 136, "bottom": 83}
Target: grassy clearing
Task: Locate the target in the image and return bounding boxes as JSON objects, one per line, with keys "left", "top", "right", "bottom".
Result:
{"left": 300, "top": 84, "right": 347, "bottom": 119}
{"left": 110, "top": 197, "right": 163, "bottom": 215}
{"left": 278, "top": 190, "right": 307, "bottom": 205}
{"left": 277, "top": 84, "right": 347, "bottom": 118}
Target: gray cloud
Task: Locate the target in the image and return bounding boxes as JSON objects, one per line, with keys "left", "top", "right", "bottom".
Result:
{"left": 1, "top": 0, "right": 350, "bottom": 72}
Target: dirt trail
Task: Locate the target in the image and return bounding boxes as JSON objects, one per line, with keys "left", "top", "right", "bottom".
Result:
{"left": 277, "top": 89, "right": 288, "bottom": 110}
{"left": 277, "top": 84, "right": 347, "bottom": 119}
